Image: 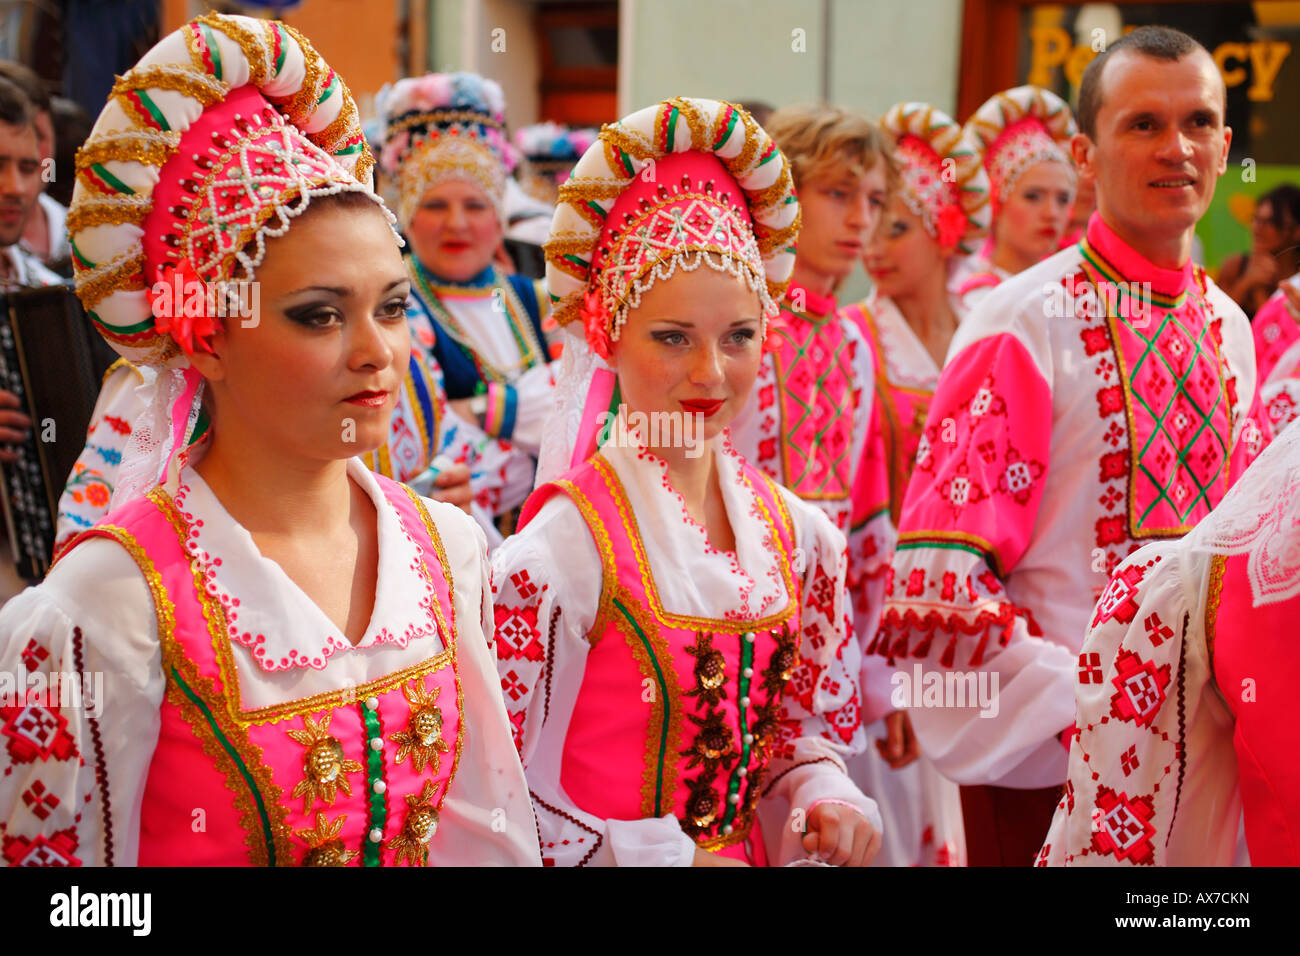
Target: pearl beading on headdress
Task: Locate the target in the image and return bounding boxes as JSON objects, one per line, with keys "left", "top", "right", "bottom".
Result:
{"left": 964, "top": 86, "right": 1077, "bottom": 206}
{"left": 162, "top": 105, "right": 393, "bottom": 286}
{"left": 597, "top": 175, "right": 774, "bottom": 342}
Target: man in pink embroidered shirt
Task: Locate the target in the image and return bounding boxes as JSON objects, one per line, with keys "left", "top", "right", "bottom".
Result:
{"left": 876, "top": 25, "right": 1270, "bottom": 865}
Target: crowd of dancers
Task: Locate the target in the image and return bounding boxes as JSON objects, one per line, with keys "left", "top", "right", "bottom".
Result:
{"left": 0, "top": 13, "right": 1294, "bottom": 867}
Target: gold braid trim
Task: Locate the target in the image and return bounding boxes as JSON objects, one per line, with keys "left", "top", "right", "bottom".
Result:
{"left": 182, "top": 18, "right": 210, "bottom": 74}
{"left": 745, "top": 163, "right": 795, "bottom": 216}
{"left": 66, "top": 196, "right": 151, "bottom": 233}
{"left": 197, "top": 11, "right": 273, "bottom": 88}
{"left": 755, "top": 217, "right": 800, "bottom": 258}
{"left": 76, "top": 129, "right": 181, "bottom": 172}
{"left": 275, "top": 23, "right": 327, "bottom": 126}
{"left": 666, "top": 96, "right": 710, "bottom": 152}
{"left": 730, "top": 107, "right": 762, "bottom": 178}
{"left": 75, "top": 253, "right": 145, "bottom": 310}
{"left": 111, "top": 64, "right": 228, "bottom": 109}
{"left": 314, "top": 91, "right": 358, "bottom": 157}
{"left": 352, "top": 147, "right": 375, "bottom": 188}
{"left": 541, "top": 232, "right": 597, "bottom": 259}
{"left": 601, "top": 124, "right": 656, "bottom": 168}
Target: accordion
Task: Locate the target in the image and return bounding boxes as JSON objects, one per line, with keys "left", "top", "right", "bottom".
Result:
{"left": 0, "top": 286, "right": 117, "bottom": 580}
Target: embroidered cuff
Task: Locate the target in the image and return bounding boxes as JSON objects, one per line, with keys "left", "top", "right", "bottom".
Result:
{"left": 485, "top": 382, "right": 518, "bottom": 440}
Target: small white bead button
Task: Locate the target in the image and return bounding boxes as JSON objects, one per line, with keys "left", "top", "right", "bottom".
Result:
{"left": 744, "top": 733, "right": 754, "bottom": 745}
{"left": 368, "top": 828, "right": 382, "bottom": 843}
{"left": 740, "top": 696, "right": 751, "bottom": 709}
{"left": 729, "top": 792, "right": 740, "bottom": 804}
{"left": 743, "top": 667, "right": 754, "bottom": 678}
{"left": 370, "top": 737, "right": 383, "bottom": 752}
{"left": 372, "top": 780, "right": 387, "bottom": 795}
{"left": 365, "top": 696, "right": 379, "bottom": 711}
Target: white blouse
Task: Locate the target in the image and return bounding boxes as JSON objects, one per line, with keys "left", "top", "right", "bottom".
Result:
{"left": 491, "top": 430, "right": 881, "bottom": 866}
{"left": 1, "top": 458, "right": 540, "bottom": 866}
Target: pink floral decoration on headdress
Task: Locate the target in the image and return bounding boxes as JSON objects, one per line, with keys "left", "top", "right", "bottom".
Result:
{"left": 935, "top": 203, "right": 969, "bottom": 250}
{"left": 146, "top": 258, "right": 222, "bottom": 357}
{"left": 580, "top": 289, "right": 613, "bottom": 363}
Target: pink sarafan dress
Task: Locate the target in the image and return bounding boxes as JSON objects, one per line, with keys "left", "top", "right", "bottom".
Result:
{"left": 881, "top": 213, "right": 1269, "bottom": 800}
{"left": 0, "top": 460, "right": 539, "bottom": 866}
{"left": 1041, "top": 420, "right": 1300, "bottom": 866}
{"left": 837, "top": 291, "right": 969, "bottom": 867}
{"left": 492, "top": 431, "right": 881, "bottom": 866}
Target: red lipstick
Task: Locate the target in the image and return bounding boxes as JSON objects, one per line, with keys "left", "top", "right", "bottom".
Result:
{"left": 681, "top": 398, "right": 724, "bottom": 418}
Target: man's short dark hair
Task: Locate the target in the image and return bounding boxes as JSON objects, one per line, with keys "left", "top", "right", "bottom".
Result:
{"left": 0, "top": 61, "right": 49, "bottom": 116}
{"left": 0, "top": 75, "right": 35, "bottom": 131}
{"left": 1076, "top": 25, "right": 1213, "bottom": 140}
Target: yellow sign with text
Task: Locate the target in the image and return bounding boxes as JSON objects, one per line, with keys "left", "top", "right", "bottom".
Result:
{"left": 1027, "top": 26, "right": 1291, "bottom": 102}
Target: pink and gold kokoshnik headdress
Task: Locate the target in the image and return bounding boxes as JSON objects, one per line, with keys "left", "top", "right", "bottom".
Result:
{"left": 963, "top": 85, "right": 1077, "bottom": 210}
{"left": 881, "top": 102, "right": 990, "bottom": 254}
{"left": 66, "top": 12, "right": 386, "bottom": 506}
{"left": 544, "top": 97, "right": 800, "bottom": 361}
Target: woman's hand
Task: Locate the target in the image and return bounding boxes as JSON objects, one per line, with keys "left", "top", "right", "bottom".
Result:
{"left": 426, "top": 462, "right": 473, "bottom": 514}
{"left": 875, "top": 709, "right": 920, "bottom": 769}
{"left": 802, "top": 801, "right": 881, "bottom": 867}
{"left": 692, "top": 845, "right": 750, "bottom": 866}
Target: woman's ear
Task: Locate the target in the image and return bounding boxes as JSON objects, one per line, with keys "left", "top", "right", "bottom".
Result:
{"left": 186, "top": 331, "right": 227, "bottom": 383}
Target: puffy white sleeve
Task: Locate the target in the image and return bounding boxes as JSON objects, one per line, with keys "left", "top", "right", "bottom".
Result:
{"left": 1039, "top": 542, "right": 1240, "bottom": 866}
{"left": 416, "top": 501, "right": 541, "bottom": 865}
{"left": 759, "top": 493, "right": 882, "bottom": 865}
{"left": 0, "top": 538, "right": 162, "bottom": 866}
{"left": 490, "top": 497, "right": 698, "bottom": 867}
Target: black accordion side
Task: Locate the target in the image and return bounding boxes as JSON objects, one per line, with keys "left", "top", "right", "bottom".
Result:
{"left": 0, "top": 286, "right": 117, "bottom": 580}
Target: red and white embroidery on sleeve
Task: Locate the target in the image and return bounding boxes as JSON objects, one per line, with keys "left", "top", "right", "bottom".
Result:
{"left": 1, "top": 631, "right": 99, "bottom": 867}
{"left": 1039, "top": 547, "right": 1191, "bottom": 866}
{"left": 491, "top": 568, "right": 551, "bottom": 759}
{"left": 878, "top": 332, "right": 1051, "bottom": 668}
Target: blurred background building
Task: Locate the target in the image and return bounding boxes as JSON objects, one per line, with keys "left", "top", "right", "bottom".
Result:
{"left": 3, "top": 0, "right": 1298, "bottom": 290}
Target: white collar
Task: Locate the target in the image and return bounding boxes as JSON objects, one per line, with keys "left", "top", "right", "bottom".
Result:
{"left": 172, "top": 458, "right": 442, "bottom": 674}
{"left": 598, "top": 428, "right": 790, "bottom": 621}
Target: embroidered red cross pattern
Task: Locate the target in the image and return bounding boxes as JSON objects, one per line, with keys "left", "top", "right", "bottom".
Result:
{"left": 20, "top": 639, "right": 48, "bottom": 673}
{"left": 1091, "top": 787, "right": 1157, "bottom": 865}
{"left": 500, "top": 670, "right": 530, "bottom": 702}
{"left": 1144, "top": 612, "right": 1173, "bottom": 647}
{"left": 1120, "top": 745, "right": 1140, "bottom": 776}
{"left": 1078, "top": 652, "right": 1103, "bottom": 685}
{"left": 1091, "top": 562, "right": 1149, "bottom": 628}
{"left": 510, "top": 570, "right": 539, "bottom": 601}
{"left": 21, "top": 780, "right": 59, "bottom": 820}
{"left": 1108, "top": 649, "right": 1171, "bottom": 728}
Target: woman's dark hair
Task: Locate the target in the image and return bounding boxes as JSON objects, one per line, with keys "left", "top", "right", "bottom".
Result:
{"left": 1259, "top": 184, "right": 1300, "bottom": 231}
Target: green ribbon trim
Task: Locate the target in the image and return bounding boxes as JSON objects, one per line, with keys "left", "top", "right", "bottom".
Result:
{"left": 317, "top": 72, "right": 338, "bottom": 105}
{"left": 200, "top": 23, "right": 223, "bottom": 81}
{"left": 271, "top": 24, "right": 288, "bottom": 74}
{"left": 171, "top": 666, "right": 276, "bottom": 865}
{"left": 720, "top": 633, "right": 755, "bottom": 830}
{"left": 361, "top": 703, "right": 387, "bottom": 866}
{"left": 597, "top": 380, "right": 622, "bottom": 450}
{"left": 132, "top": 90, "right": 170, "bottom": 132}
{"left": 614, "top": 597, "right": 670, "bottom": 817}
{"left": 89, "top": 162, "right": 135, "bottom": 196}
